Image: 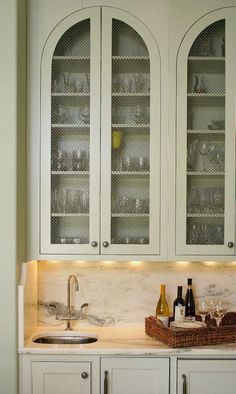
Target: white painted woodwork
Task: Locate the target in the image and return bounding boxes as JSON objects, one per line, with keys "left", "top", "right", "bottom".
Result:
{"left": 177, "top": 359, "right": 236, "bottom": 394}
{"left": 101, "top": 357, "right": 169, "bottom": 394}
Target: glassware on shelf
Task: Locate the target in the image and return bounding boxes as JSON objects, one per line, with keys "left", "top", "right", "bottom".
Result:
{"left": 198, "top": 141, "right": 209, "bottom": 172}
{"left": 187, "top": 139, "right": 198, "bottom": 171}
{"left": 133, "top": 104, "right": 146, "bottom": 124}
{"left": 79, "top": 104, "right": 90, "bottom": 124}
{"left": 187, "top": 222, "right": 224, "bottom": 245}
{"left": 121, "top": 155, "right": 149, "bottom": 172}
{"left": 112, "top": 130, "right": 122, "bottom": 149}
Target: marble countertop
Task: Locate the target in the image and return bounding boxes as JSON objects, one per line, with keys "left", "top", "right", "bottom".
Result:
{"left": 19, "top": 326, "right": 236, "bottom": 357}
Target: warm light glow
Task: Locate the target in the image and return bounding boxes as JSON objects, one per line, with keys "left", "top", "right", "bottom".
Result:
{"left": 203, "top": 261, "right": 219, "bottom": 266}
{"left": 175, "top": 261, "right": 191, "bottom": 266}
{"left": 129, "top": 261, "right": 143, "bottom": 266}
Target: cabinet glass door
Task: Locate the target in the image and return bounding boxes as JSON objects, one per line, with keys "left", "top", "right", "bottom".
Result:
{"left": 51, "top": 20, "right": 91, "bottom": 247}
{"left": 101, "top": 9, "right": 160, "bottom": 255}
{"left": 41, "top": 9, "right": 100, "bottom": 254}
{"left": 176, "top": 13, "right": 235, "bottom": 255}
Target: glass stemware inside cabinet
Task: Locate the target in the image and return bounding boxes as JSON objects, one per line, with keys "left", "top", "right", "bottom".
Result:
{"left": 186, "top": 20, "right": 225, "bottom": 246}
{"left": 50, "top": 19, "right": 91, "bottom": 245}
{"left": 110, "top": 19, "right": 151, "bottom": 245}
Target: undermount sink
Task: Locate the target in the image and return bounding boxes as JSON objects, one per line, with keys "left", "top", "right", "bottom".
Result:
{"left": 32, "top": 331, "right": 98, "bottom": 345}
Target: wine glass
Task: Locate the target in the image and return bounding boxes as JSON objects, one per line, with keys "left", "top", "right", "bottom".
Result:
{"left": 197, "top": 299, "right": 209, "bottom": 322}
{"left": 206, "top": 298, "right": 216, "bottom": 320}
{"left": 198, "top": 141, "right": 209, "bottom": 172}
{"left": 212, "top": 299, "right": 227, "bottom": 327}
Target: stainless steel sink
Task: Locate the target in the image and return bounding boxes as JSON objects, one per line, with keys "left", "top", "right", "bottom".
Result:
{"left": 32, "top": 331, "right": 98, "bottom": 345}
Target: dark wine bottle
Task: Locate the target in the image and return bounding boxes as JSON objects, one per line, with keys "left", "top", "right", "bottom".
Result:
{"left": 185, "top": 278, "right": 195, "bottom": 319}
{"left": 173, "top": 286, "right": 185, "bottom": 322}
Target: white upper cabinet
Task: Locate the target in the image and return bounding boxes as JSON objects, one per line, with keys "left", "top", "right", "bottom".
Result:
{"left": 39, "top": 6, "right": 161, "bottom": 258}
{"left": 175, "top": 9, "right": 236, "bottom": 257}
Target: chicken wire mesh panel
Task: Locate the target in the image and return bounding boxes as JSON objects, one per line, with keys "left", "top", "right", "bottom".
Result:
{"left": 112, "top": 19, "right": 149, "bottom": 57}
{"left": 110, "top": 19, "right": 151, "bottom": 245}
{"left": 51, "top": 216, "right": 89, "bottom": 245}
{"left": 185, "top": 20, "right": 225, "bottom": 246}
{"left": 189, "top": 20, "right": 225, "bottom": 58}
{"left": 50, "top": 19, "right": 91, "bottom": 246}
{"left": 186, "top": 217, "right": 224, "bottom": 245}
{"left": 111, "top": 217, "right": 150, "bottom": 245}
{"left": 53, "top": 19, "right": 90, "bottom": 57}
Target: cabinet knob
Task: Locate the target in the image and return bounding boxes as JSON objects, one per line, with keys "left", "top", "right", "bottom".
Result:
{"left": 81, "top": 371, "right": 88, "bottom": 379}
{"left": 227, "top": 241, "right": 234, "bottom": 248}
{"left": 91, "top": 241, "right": 98, "bottom": 247}
{"left": 103, "top": 241, "right": 109, "bottom": 248}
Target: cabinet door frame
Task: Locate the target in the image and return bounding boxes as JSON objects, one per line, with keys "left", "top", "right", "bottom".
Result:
{"left": 175, "top": 9, "right": 236, "bottom": 256}
{"left": 101, "top": 356, "right": 169, "bottom": 394}
{"left": 177, "top": 359, "right": 236, "bottom": 394}
{"left": 100, "top": 7, "right": 161, "bottom": 255}
{"left": 40, "top": 8, "right": 101, "bottom": 255}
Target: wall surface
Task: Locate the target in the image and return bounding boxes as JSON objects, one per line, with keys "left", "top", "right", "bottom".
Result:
{"left": 37, "top": 260, "right": 236, "bottom": 328}
{"left": 0, "top": 0, "right": 26, "bottom": 393}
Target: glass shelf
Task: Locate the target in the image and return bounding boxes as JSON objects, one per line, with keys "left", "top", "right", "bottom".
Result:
{"left": 51, "top": 171, "right": 89, "bottom": 175}
{"left": 112, "top": 56, "right": 149, "bottom": 60}
{"left": 187, "top": 129, "right": 225, "bottom": 134}
{"left": 53, "top": 56, "right": 90, "bottom": 60}
{"left": 52, "top": 93, "right": 90, "bottom": 97}
{"left": 51, "top": 213, "right": 89, "bottom": 217}
{"left": 111, "top": 213, "right": 150, "bottom": 218}
{"left": 188, "top": 56, "right": 225, "bottom": 61}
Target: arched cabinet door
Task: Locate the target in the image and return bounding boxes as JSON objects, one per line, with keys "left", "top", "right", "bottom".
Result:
{"left": 100, "top": 8, "right": 161, "bottom": 255}
{"left": 40, "top": 8, "right": 101, "bottom": 255}
{"left": 176, "top": 9, "right": 236, "bottom": 256}
{"left": 40, "top": 6, "right": 161, "bottom": 257}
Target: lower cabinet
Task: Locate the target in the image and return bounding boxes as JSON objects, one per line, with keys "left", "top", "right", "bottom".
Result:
{"left": 20, "top": 355, "right": 236, "bottom": 394}
{"left": 101, "top": 357, "right": 170, "bottom": 394}
{"left": 20, "top": 355, "right": 100, "bottom": 394}
{"left": 177, "top": 359, "right": 236, "bottom": 394}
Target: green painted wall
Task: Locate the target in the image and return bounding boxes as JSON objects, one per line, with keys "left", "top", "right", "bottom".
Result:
{"left": 0, "top": 0, "right": 26, "bottom": 393}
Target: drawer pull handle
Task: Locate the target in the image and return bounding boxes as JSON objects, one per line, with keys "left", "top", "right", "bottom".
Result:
{"left": 104, "top": 370, "right": 108, "bottom": 394}
{"left": 182, "top": 374, "right": 187, "bottom": 394}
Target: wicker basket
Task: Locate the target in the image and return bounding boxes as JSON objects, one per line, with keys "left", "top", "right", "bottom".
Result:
{"left": 145, "top": 313, "right": 236, "bottom": 348}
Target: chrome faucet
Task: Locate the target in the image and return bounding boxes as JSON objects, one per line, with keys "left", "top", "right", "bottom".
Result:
{"left": 65, "top": 274, "right": 79, "bottom": 330}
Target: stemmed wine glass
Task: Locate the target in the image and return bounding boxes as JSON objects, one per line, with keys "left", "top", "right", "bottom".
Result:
{"left": 212, "top": 299, "right": 227, "bottom": 327}
{"left": 197, "top": 299, "right": 209, "bottom": 322}
{"left": 198, "top": 141, "right": 209, "bottom": 172}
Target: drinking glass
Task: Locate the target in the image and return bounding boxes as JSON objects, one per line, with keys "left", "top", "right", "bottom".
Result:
{"left": 212, "top": 300, "right": 227, "bottom": 327}
{"left": 198, "top": 141, "right": 209, "bottom": 172}
{"left": 197, "top": 299, "right": 209, "bottom": 322}
{"left": 206, "top": 298, "right": 216, "bottom": 319}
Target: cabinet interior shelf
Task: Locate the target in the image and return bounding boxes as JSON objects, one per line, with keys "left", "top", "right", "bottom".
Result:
{"left": 112, "top": 56, "right": 149, "bottom": 60}
{"left": 187, "top": 93, "right": 225, "bottom": 98}
{"left": 112, "top": 123, "right": 150, "bottom": 128}
{"left": 51, "top": 213, "right": 89, "bottom": 217}
{"left": 111, "top": 213, "right": 149, "bottom": 217}
{"left": 187, "top": 171, "right": 224, "bottom": 176}
{"left": 52, "top": 124, "right": 90, "bottom": 128}
{"left": 112, "top": 92, "right": 150, "bottom": 97}
{"left": 53, "top": 56, "right": 90, "bottom": 60}
{"left": 52, "top": 93, "right": 90, "bottom": 97}
{"left": 51, "top": 171, "right": 89, "bottom": 175}
{"left": 187, "top": 129, "right": 225, "bottom": 134}
{"left": 188, "top": 56, "right": 225, "bottom": 61}
{"left": 187, "top": 213, "right": 224, "bottom": 218}
{"left": 111, "top": 171, "right": 149, "bottom": 175}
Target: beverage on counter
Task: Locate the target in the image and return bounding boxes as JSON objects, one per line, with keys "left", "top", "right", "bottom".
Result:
{"left": 156, "top": 284, "right": 169, "bottom": 327}
{"left": 173, "top": 286, "right": 185, "bottom": 322}
{"left": 185, "top": 278, "right": 195, "bottom": 319}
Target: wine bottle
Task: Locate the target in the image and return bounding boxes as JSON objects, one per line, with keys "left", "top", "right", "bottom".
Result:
{"left": 173, "top": 286, "right": 185, "bottom": 322}
{"left": 185, "top": 278, "right": 195, "bottom": 319}
{"left": 156, "top": 284, "right": 169, "bottom": 327}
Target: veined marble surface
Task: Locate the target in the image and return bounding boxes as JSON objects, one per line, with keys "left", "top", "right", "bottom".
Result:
{"left": 37, "top": 260, "right": 236, "bottom": 328}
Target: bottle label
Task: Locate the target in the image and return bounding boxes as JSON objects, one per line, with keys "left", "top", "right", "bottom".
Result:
{"left": 174, "top": 306, "right": 185, "bottom": 322}
{"left": 156, "top": 315, "right": 169, "bottom": 327}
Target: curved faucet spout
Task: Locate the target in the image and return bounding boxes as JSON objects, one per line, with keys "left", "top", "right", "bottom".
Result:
{"left": 66, "top": 275, "right": 79, "bottom": 330}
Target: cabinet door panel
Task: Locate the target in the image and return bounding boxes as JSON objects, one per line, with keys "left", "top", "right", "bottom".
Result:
{"left": 32, "top": 361, "right": 91, "bottom": 394}
{"left": 101, "top": 8, "right": 161, "bottom": 255}
{"left": 40, "top": 8, "right": 101, "bottom": 255}
{"left": 101, "top": 357, "right": 169, "bottom": 394}
{"left": 178, "top": 359, "right": 236, "bottom": 394}
{"left": 176, "top": 9, "right": 235, "bottom": 256}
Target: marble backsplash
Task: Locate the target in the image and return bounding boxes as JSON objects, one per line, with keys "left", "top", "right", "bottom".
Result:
{"left": 37, "top": 260, "right": 236, "bottom": 328}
